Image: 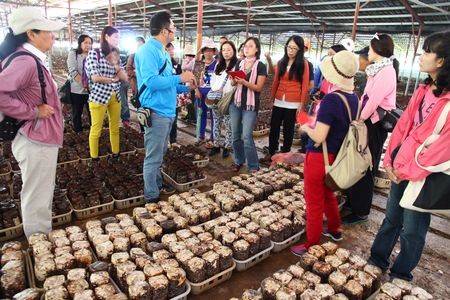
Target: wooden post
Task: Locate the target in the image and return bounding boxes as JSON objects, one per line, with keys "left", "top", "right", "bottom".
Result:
{"left": 246, "top": 0, "right": 251, "bottom": 38}
{"left": 68, "top": 0, "right": 73, "bottom": 45}
{"left": 143, "top": 0, "right": 146, "bottom": 37}
{"left": 351, "top": 0, "right": 360, "bottom": 41}
{"left": 108, "top": 0, "right": 112, "bottom": 26}
{"left": 196, "top": 0, "right": 203, "bottom": 61}
{"left": 182, "top": 0, "right": 186, "bottom": 50}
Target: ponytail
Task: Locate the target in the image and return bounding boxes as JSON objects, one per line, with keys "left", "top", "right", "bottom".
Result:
{"left": 0, "top": 29, "right": 28, "bottom": 60}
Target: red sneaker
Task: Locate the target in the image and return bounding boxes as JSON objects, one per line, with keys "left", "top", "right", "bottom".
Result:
{"left": 122, "top": 121, "right": 130, "bottom": 127}
{"left": 290, "top": 244, "right": 308, "bottom": 256}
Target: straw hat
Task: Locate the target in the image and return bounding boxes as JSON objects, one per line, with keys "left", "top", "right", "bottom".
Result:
{"left": 319, "top": 50, "right": 359, "bottom": 91}
{"left": 184, "top": 44, "right": 195, "bottom": 56}
{"left": 8, "top": 7, "right": 64, "bottom": 35}
{"left": 201, "top": 38, "right": 216, "bottom": 52}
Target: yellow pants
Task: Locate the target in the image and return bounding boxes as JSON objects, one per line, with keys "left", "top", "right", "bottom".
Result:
{"left": 88, "top": 93, "right": 120, "bottom": 158}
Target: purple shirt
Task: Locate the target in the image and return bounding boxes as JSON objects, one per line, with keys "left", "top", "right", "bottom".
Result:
{"left": 307, "top": 91, "right": 359, "bottom": 154}
{"left": 0, "top": 47, "right": 63, "bottom": 146}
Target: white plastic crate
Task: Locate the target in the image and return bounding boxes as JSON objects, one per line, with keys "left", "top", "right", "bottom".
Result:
{"left": 272, "top": 229, "right": 305, "bottom": 253}
{"left": 234, "top": 242, "right": 274, "bottom": 272}
{"left": 188, "top": 261, "right": 235, "bottom": 295}
{"left": 161, "top": 170, "right": 207, "bottom": 192}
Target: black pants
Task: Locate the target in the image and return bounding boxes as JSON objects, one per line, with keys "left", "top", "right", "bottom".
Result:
{"left": 170, "top": 109, "right": 178, "bottom": 144}
{"left": 71, "top": 93, "right": 90, "bottom": 132}
{"left": 346, "top": 120, "right": 388, "bottom": 216}
{"left": 268, "top": 106, "right": 297, "bottom": 155}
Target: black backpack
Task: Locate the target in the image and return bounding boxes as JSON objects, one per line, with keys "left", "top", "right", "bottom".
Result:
{"left": 0, "top": 51, "right": 47, "bottom": 142}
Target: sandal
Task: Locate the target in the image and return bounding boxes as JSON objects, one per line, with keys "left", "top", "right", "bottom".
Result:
{"left": 231, "top": 163, "right": 243, "bottom": 172}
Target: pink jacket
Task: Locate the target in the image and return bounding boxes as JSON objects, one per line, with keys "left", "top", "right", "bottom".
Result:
{"left": 360, "top": 66, "right": 397, "bottom": 123}
{"left": 384, "top": 84, "right": 450, "bottom": 182}
{"left": 0, "top": 47, "right": 63, "bottom": 146}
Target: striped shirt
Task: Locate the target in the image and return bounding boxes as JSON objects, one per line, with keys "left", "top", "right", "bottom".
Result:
{"left": 85, "top": 48, "right": 122, "bottom": 105}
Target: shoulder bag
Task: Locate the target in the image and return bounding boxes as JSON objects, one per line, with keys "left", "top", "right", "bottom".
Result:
{"left": 0, "top": 51, "right": 47, "bottom": 142}
{"left": 399, "top": 101, "right": 450, "bottom": 216}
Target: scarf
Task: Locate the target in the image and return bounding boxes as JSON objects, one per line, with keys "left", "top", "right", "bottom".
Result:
{"left": 234, "top": 57, "right": 259, "bottom": 111}
{"left": 365, "top": 56, "right": 393, "bottom": 77}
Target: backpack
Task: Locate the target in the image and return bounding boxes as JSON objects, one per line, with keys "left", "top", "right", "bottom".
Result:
{"left": 0, "top": 51, "right": 47, "bottom": 142}
{"left": 322, "top": 92, "right": 372, "bottom": 191}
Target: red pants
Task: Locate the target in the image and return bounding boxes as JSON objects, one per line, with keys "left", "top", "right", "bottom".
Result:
{"left": 304, "top": 152, "right": 341, "bottom": 248}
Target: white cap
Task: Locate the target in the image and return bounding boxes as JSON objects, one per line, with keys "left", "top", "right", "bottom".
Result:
{"left": 8, "top": 7, "right": 65, "bottom": 35}
{"left": 340, "top": 38, "right": 355, "bottom": 52}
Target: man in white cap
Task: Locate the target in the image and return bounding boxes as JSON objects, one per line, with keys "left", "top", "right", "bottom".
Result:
{"left": 0, "top": 7, "right": 64, "bottom": 238}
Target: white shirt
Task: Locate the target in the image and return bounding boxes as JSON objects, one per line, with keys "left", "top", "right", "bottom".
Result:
{"left": 273, "top": 66, "right": 300, "bottom": 109}
{"left": 23, "top": 43, "right": 50, "bottom": 71}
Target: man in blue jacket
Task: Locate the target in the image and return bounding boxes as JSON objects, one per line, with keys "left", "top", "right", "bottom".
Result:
{"left": 135, "top": 11, "right": 196, "bottom": 203}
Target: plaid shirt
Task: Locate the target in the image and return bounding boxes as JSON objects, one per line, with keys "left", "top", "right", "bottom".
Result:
{"left": 85, "top": 48, "right": 122, "bottom": 105}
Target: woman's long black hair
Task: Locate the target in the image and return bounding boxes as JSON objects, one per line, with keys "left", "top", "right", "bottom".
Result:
{"left": 0, "top": 28, "right": 40, "bottom": 60}
{"left": 422, "top": 31, "right": 450, "bottom": 97}
{"left": 100, "top": 26, "right": 119, "bottom": 57}
{"left": 215, "top": 41, "right": 238, "bottom": 75}
{"left": 277, "top": 35, "right": 305, "bottom": 82}
{"left": 75, "top": 34, "right": 93, "bottom": 55}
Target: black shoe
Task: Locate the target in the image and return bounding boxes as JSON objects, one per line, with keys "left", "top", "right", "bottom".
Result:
{"left": 208, "top": 147, "right": 221, "bottom": 156}
{"left": 342, "top": 213, "right": 369, "bottom": 225}
{"left": 145, "top": 197, "right": 160, "bottom": 204}
{"left": 108, "top": 153, "right": 120, "bottom": 163}
{"left": 222, "top": 148, "right": 230, "bottom": 158}
{"left": 160, "top": 184, "right": 175, "bottom": 195}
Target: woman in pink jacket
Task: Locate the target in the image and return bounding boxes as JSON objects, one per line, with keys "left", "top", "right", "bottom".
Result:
{"left": 368, "top": 31, "right": 450, "bottom": 281}
{"left": 344, "top": 34, "right": 397, "bottom": 224}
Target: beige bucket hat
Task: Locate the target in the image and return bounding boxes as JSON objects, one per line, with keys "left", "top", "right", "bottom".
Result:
{"left": 319, "top": 50, "right": 359, "bottom": 91}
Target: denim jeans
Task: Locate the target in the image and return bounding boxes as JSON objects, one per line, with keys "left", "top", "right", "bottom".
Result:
{"left": 143, "top": 112, "right": 174, "bottom": 201}
{"left": 369, "top": 181, "right": 431, "bottom": 281}
{"left": 229, "top": 102, "right": 259, "bottom": 171}
{"left": 196, "top": 96, "right": 214, "bottom": 141}
{"left": 119, "top": 81, "right": 130, "bottom": 122}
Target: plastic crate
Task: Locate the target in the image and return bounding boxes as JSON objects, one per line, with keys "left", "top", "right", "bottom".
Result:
{"left": 171, "top": 283, "right": 191, "bottom": 300}
{"left": 52, "top": 208, "right": 73, "bottom": 227}
{"left": 161, "top": 170, "right": 207, "bottom": 192}
{"left": 234, "top": 242, "right": 274, "bottom": 272}
{"left": 0, "top": 222, "right": 23, "bottom": 242}
{"left": 192, "top": 157, "right": 210, "bottom": 168}
{"left": 374, "top": 176, "right": 391, "bottom": 189}
{"left": 253, "top": 128, "right": 270, "bottom": 137}
{"left": 72, "top": 200, "right": 115, "bottom": 220}
{"left": 188, "top": 261, "right": 235, "bottom": 295}
{"left": 272, "top": 229, "right": 304, "bottom": 253}
{"left": 114, "top": 195, "right": 145, "bottom": 210}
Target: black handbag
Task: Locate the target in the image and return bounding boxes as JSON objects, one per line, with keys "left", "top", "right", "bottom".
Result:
{"left": 0, "top": 51, "right": 47, "bottom": 142}
{"left": 58, "top": 79, "right": 72, "bottom": 104}
{"left": 413, "top": 172, "right": 450, "bottom": 210}
{"left": 377, "top": 107, "right": 403, "bottom": 132}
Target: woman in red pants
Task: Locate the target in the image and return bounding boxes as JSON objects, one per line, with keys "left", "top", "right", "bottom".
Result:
{"left": 291, "top": 50, "right": 360, "bottom": 255}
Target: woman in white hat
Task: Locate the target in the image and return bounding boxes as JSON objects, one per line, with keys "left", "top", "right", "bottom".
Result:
{"left": 195, "top": 38, "right": 217, "bottom": 146}
{"left": 291, "top": 50, "right": 360, "bottom": 255}
{"left": 0, "top": 7, "right": 64, "bottom": 238}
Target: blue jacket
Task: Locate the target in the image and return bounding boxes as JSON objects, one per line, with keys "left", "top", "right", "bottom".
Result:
{"left": 135, "top": 38, "right": 188, "bottom": 117}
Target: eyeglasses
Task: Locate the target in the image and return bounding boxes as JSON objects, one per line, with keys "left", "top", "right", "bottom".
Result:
{"left": 372, "top": 33, "right": 380, "bottom": 40}
{"left": 287, "top": 46, "right": 299, "bottom": 52}
{"left": 165, "top": 27, "right": 176, "bottom": 34}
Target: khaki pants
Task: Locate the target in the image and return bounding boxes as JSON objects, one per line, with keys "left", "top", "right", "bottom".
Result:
{"left": 12, "top": 133, "right": 58, "bottom": 238}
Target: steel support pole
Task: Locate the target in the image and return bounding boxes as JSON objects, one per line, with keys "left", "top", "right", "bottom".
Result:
{"left": 68, "top": 0, "right": 73, "bottom": 45}
{"left": 319, "top": 26, "right": 325, "bottom": 55}
{"left": 44, "top": 0, "right": 47, "bottom": 17}
{"left": 143, "top": 0, "right": 146, "bottom": 37}
{"left": 402, "top": 34, "right": 412, "bottom": 78}
{"left": 108, "top": 0, "right": 112, "bottom": 26}
{"left": 182, "top": 0, "right": 186, "bottom": 50}
{"left": 351, "top": 0, "right": 360, "bottom": 41}
{"left": 196, "top": 0, "right": 203, "bottom": 61}
{"left": 404, "top": 25, "right": 423, "bottom": 96}
{"left": 246, "top": 0, "right": 251, "bottom": 38}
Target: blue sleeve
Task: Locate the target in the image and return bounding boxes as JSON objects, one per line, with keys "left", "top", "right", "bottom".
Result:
{"left": 136, "top": 48, "right": 182, "bottom": 92}
{"left": 313, "top": 67, "right": 322, "bottom": 92}
{"left": 316, "top": 94, "right": 338, "bottom": 126}
{"left": 176, "top": 84, "right": 189, "bottom": 94}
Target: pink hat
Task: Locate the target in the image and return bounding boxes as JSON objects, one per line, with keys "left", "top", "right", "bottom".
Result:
{"left": 201, "top": 38, "right": 217, "bottom": 52}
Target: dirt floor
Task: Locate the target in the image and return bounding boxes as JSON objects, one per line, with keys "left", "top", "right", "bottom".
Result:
{"left": 13, "top": 116, "right": 449, "bottom": 299}
{"left": 172, "top": 124, "right": 450, "bottom": 300}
